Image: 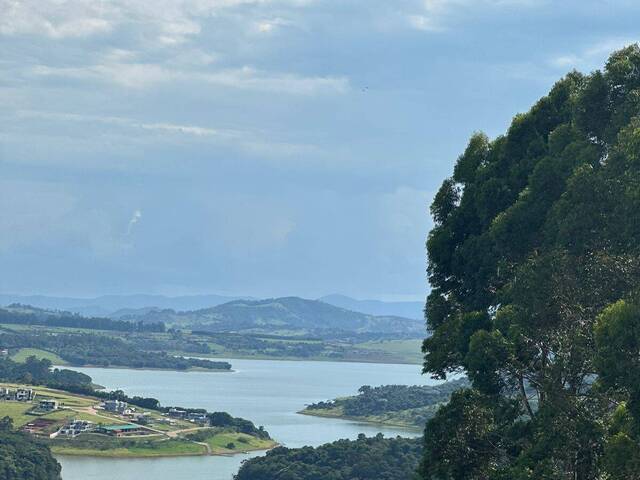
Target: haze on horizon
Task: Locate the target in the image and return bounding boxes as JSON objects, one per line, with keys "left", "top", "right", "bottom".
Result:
{"left": 1, "top": 0, "right": 637, "bottom": 300}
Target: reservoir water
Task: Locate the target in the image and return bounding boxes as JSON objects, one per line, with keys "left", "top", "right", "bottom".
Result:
{"left": 58, "top": 358, "right": 433, "bottom": 480}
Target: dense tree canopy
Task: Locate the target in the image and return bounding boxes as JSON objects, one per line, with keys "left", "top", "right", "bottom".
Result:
{"left": 0, "top": 418, "right": 61, "bottom": 480}
{"left": 421, "top": 45, "right": 640, "bottom": 479}
{"left": 235, "top": 434, "right": 421, "bottom": 480}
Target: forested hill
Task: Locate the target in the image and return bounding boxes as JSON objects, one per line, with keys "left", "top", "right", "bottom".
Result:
{"left": 118, "top": 297, "right": 423, "bottom": 339}
{"left": 420, "top": 45, "right": 640, "bottom": 479}
{"left": 0, "top": 417, "right": 61, "bottom": 480}
{"left": 303, "top": 379, "right": 469, "bottom": 427}
{"left": 0, "top": 304, "right": 165, "bottom": 332}
{"left": 235, "top": 434, "right": 422, "bottom": 480}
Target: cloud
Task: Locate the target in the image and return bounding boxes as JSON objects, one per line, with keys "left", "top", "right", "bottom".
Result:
{"left": 0, "top": 1, "right": 114, "bottom": 38}
{"left": 0, "top": 0, "right": 308, "bottom": 41}
{"left": 126, "top": 210, "right": 143, "bottom": 235}
{"left": 31, "top": 61, "right": 348, "bottom": 94}
{"left": 407, "top": 0, "right": 544, "bottom": 32}
{"left": 549, "top": 38, "right": 640, "bottom": 71}
{"left": 14, "top": 110, "right": 318, "bottom": 159}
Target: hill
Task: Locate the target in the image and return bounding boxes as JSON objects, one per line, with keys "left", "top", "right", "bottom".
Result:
{"left": 235, "top": 434, "right": 422, "bottom": 480}
{"left": 122, "top": 297, "right": 424, "bottom": 339}
{"left": 301, "top": 379, "right": 469, "bottom": 427}
{"left": 0, "top": 294, "right": 248, "bottom": 318}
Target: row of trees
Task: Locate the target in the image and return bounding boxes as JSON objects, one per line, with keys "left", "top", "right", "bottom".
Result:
{"left": 0, "top": 356, "right": 92, "bottom": 388}
{"left": 420, "top": 45, "right": 640, "bottom": 479}
{"left": 0, "top": 331, "right": 231, "bottom": 370}
{"left": 0, "top": 307, "right": 164, "bottom": 332}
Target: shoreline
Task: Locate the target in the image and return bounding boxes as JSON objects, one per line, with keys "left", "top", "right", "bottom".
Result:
{"left": 184, "top": 352, "right": 422, "bottom": 367}
{"left": 298, "top": 409, "right": 423, "bottom": 431}
{"left": 52, "top": 441, "right": 279, "bottom": 459}
{"left": 57, "top": 364, "right": 234, "bottom": 374}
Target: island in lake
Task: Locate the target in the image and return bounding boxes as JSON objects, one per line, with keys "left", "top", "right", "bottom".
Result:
{"left": 300, "top": 379, "right": 468, "bottom": 428}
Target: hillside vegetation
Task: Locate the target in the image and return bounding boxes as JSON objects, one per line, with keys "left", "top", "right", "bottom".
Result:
{"left": 0, "top": 418, "right": 61, "bottom": 480}
{"left": 302, "top": 379, "right": 468, "bottom": 427}
{"left": 235, "top": 434, "right": 421, "bottom": 480}
{"left": 121, "top": 297, "right": 423, "bottom": 340}
{"left": 420, "top": 45, "right": 640, "bottom": 479}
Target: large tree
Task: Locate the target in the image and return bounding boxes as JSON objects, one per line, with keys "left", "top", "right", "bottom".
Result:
{"left": 420, "top": 45, "right": 640, "bottom": 479}
{"left": 0, "top": 417, "right": 61, "bottom": 480}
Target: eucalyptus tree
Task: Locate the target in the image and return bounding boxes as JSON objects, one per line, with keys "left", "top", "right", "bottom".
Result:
{"left": 420, "top": 45, "right": 640, "bottom": 480}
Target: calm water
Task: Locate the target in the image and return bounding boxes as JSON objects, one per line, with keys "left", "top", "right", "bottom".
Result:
{"left": 58, "top": 358, "right": 434, "bottom": 480}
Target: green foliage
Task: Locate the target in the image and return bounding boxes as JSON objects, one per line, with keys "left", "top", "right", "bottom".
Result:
{"left": 309, "top": 380, "right": 468, "bottom": 418}
{"left": 0, "top": 306, "right": 165, "bottom": 332}
{"left": 0, "top": 417, "right": 61, "bottom": 480}
{"left": 0, "top": 330, "right": 230, "bottom": 371}
{"left": 235, "top": 434, "right": 422, "bottom": 480}
{"left": 421, "top": 45, "right": 640, "bottom": 479}
{"left": 0, "top": 356, "right": 91, "bottom": 388}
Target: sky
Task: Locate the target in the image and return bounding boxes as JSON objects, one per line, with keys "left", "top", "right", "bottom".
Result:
{"left": 0, "top": 0, "right": 638, "bottom": 301}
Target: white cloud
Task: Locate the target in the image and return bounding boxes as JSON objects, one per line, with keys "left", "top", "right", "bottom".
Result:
{"left": 549, "top": 38, "right": 640, "bottom": 71}
{"left": 31, "top": 60, "right": 349, "bottom": 94}
{"left": 407, "top": 0, "right": 544, "bottom": 32}
{"left": 0, "top": 1, "right": 114, "bottom": 38}
{"left": 14, "top": 109, "right": 318, "bottom": 159}
{"left": 0, "top": 0, "right": 307, "bottom": 41}
{"left": 126, "top": 209, "right": 143, "bottom": 235}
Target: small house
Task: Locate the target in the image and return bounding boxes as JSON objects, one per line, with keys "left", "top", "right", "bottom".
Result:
{"left": 103, "top": 400, "right": 128, "bottom": 414}
{"left": 168, "top": 408, "right": 187, "bottom": 419}
{"left": 39, "top": 399, "right": 59, "bottom": 411}
{"left": 97, "top": 424, "right": 142, "bottom": 437}
{"left": 16, "top": 388, "right": 35, "bottom": 402}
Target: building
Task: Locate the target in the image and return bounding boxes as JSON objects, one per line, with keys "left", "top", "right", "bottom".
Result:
{"left": 0, "top": 349, "right": 8, "bottom": 356}
{"left": 57, "top": 419, "right": 94, "bottom": 438}
{"left": 16, "top": 388, "right": 35, "bottom": 402}
{"left": 0, "top": 387, "right": 10, "bottom": 399}
{"left": 103, "top": 400, "right": 128, "bottom": 414}
{"left": 187, "top": 412, "right": 208, "bottom": 424}
{"left": 97, "top": 424, "right": 142, "bottom": 437}
{"left": 168, "top": 408, "right": 187, "bottom": 419}
{"left": 39, "top": 399, "right": 59, "bottom": 411}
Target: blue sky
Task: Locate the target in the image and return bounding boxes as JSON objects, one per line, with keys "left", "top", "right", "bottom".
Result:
{"left": 0, "top": 0, "right": 638, "bottom": 300}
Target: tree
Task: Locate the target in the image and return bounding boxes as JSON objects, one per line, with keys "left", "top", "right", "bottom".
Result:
{"left": 0, "top": 417, "right": 61, "bottom": 480}
{"left": 420, "top": 44, "right": 640, "bottom": 479}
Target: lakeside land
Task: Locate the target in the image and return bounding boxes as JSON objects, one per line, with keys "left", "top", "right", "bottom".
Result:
{"left": 0, "top": 302, "right": 424, "bottom": 366}
{"left": 300, "top": 380, "right": 468, "bottom": 428}
{"left": 0, "top": 382, "right": 276, "bottom": 458}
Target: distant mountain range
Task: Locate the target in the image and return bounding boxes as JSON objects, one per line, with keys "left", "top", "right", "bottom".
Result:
{"left": 116, "top": 297, "right": 424, "bottom": 339}
{"left": 0, "top": 294, "right": 248, "bottom": 318}
{"left": 319, "top": 294, "right": 424, "bottom": 320}
{"left": 0, "top": 293, "right": 424, "bottom": 320}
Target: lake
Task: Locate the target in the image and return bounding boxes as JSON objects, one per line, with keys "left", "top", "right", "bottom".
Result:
{"left": 58, "top": 358, "right": 435, "bottom": 480}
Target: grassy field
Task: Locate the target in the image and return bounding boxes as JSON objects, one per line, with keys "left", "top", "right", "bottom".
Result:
{"left": 50, "top": 436, "right": 207, "bottom": 457}
{"left": 199, "top": 432, "right": 276, "bottom": 454}
{"left": 0, "top": 383, "right": 107, "bottom": 427}
{"left": 357, "top": 339, "right": 423, "bottom": 364}
{"left": 9, "top": 348, "right": 68, "bottom": 365}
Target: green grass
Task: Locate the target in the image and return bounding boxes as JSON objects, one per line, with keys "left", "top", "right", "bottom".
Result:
{"left": 9, "top": 348, "right": 68, "bottom": 365}
{"left": 0, "top": 402, "right": 35, "bottom": 427}
{"left": 50, "top": 437, "right": 207, "bottom": 457}
{"left": 357, "top": 339, "right": 423, "bottom": 364}
{"left": 204, "top": 432, "right": 275, "bottom": 453}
